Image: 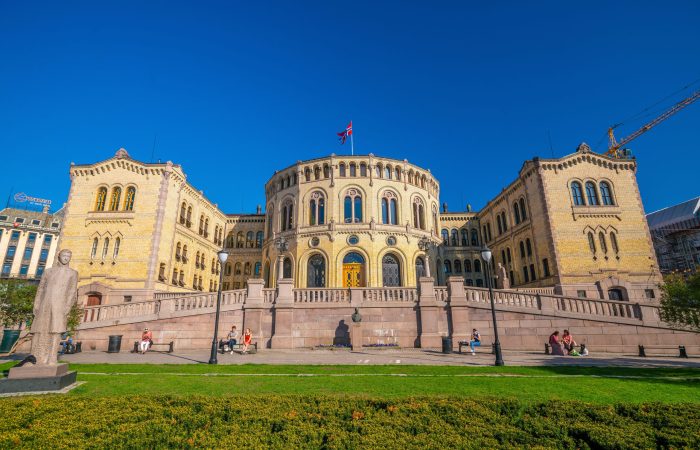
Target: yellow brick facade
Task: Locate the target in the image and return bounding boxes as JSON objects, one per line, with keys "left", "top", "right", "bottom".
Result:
{"left": 60, "top": 145, "right": 662, "bottom": 305}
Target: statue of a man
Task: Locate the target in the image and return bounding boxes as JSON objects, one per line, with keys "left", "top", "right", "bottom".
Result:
{"left": 29, "top": 249, "right": 78, "bottom": 366}
{"left": 497, "top": 262, "right": 510, "bottom": 290}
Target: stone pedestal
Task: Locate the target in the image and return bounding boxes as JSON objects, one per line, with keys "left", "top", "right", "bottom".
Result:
{"left": 271, "top": 279, "right": 295, "bottom": 349}
{"left": 350, "top": 323, "right": 362, "bottom": 351}
{"left": 1, "top": 363, "right": 77, "bottom": 394}
{"left": 418, "top": 277, "right": 442, "bottom": 349}
{"left": 447, "top": 276, "right": 470, "bottom": 345}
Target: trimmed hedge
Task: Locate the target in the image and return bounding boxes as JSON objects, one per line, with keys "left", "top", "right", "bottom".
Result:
{"left": 0, "top": 396, "right": 698, "bottom": 449}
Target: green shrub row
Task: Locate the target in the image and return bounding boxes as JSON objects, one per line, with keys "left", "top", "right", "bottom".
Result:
{"left": 0, "top": 396, "right": 698, "bottom": 449}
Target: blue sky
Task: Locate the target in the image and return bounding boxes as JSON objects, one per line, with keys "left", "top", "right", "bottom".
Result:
{"left": 1, "top": 1, "right": 698, "bottom": 215}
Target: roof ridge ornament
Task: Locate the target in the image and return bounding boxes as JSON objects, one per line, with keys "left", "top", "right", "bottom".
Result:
{"left": 115, "top": 148, "right": 130, "bottom": 159}
{"left": 576, "top": 142, "right": 592, "bottom": 154}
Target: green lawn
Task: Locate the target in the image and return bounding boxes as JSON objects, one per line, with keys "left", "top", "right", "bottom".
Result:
{"left": 3, "top": 362, "right": 699, "bottom": 404}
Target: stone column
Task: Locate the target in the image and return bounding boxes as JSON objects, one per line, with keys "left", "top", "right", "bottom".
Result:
{"left": 447, "top": 276, "right": 469, "bottom": 345}
{"left": 270, "top": 279, "right": 295, "bottom": 349}
{"left": 418, "top": 276, "right": 442, "bottom": 349}
{"left": 350, "top": 322, "right": 362, "bottom": 350}
{"left": 243, "top": 279, "right": 266, "bottom": 349}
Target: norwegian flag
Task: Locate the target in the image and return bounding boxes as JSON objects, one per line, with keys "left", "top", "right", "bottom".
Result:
{"left": 337, "top": 121, "right": 353, "bottom": 144}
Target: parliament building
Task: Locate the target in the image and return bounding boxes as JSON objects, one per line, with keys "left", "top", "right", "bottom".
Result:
{"left": 59, "top": 144, "right": 662, "bottom": 307}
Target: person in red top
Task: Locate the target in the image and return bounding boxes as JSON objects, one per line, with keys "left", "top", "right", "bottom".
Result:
{"left": 139, "top": 328, "right": 153, "bottom": 354}
{"left": 242, "top": 328, "right": 252, "bottom": 354}
{"left": 562, "top": 330, "right": 577, "bottom": 355}
{"left": 548, "top": 331, "right": 564, "bottom": 356}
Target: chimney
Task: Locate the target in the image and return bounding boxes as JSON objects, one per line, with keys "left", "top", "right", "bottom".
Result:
{"left": 256, "top": 205, "right": 262, "bottom": 214}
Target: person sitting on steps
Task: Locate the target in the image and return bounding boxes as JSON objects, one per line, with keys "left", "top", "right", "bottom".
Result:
{"left": 227, "top": 326, "right": 239, "bottom": 355}
{"left": 469, "top": 328, "right": 481, "bottom": 355}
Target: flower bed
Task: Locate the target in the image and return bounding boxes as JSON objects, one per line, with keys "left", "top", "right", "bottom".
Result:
{"left": 0, "top": 396, "right": 698, "bottom": 448}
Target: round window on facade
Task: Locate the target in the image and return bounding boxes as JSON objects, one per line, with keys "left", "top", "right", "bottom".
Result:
{"left": 386, "top": 236, "right": 397, "bottom": 246}
{"left": 310, "top": 237, "right": 320, "bottom": 247}
{"left": 347, "top": 235, "right": 360, "bottom": 245}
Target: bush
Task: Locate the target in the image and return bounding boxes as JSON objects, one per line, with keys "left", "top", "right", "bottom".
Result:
{"left": 0, "top": 396, "right": 698, "bottom": 449}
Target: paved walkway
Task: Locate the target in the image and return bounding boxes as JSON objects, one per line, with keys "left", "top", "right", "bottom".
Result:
{"left": 26, "top": 349, "right": 700, "bottom": 368}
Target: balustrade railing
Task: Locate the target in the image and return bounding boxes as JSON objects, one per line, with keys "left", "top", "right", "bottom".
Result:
{"left": 551, "top": 295, "right": 641, "bottom": 319}
{"left": 433, "top": 287, "right": 449, "bottom": 302}
{"left": 362, "top": 288, "right": 417, "bottom": 302}
{"left": 262, "top": 288, "right": 276, "bottom": 303}
{"left": 294, "top": 288, "right": 350, "bottom": 303}
{"left": 82, "top": 300, "right": 159, "bottom": 323}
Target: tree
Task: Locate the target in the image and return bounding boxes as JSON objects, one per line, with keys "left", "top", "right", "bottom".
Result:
{"left": 659, "top": 271, "right": 700, "bottom": 331}
{"left": 0, "top": 279, "right": 37, "bottom": 329}
{"left": 66, "top": 302, "right": 83, "bottom": 336}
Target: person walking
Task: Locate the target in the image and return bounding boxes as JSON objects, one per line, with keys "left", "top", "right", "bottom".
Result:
{"left": 469, "top": 328, "right": 481, "bottom": 355}
{"left": 227, "top": 326, "right": 239, "bottom": 355}
{"left": 139, "top": 328, "right": 153, "bottom": 354}
{"left": 242, "top": 328, "right": 252, "bottom": 354}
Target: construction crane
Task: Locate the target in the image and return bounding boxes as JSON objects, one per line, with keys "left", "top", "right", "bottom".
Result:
{"left": 606, "top": 90, "right": 700, "bottom": 158}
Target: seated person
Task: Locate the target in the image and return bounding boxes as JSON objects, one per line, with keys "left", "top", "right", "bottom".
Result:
{"left": 469, "top": 329, "right": 481, "bottom": 355}
{"left": 549, "top": 331, "right": 565, "bottom": 356}
{"left": 227, "top": 326, "right": 239, "bottom": 355}
{"left": 58, "top": 332, "right": 73, "bottom": 355}
{"left": 562, "top": 330, "right": 577, "bottom": 354}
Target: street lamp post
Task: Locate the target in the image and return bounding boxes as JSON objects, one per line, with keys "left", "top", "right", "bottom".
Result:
{"left": 481, "top": 246, "right": 505, "bottom": 366}
{"left": 417, "top": 236, "right": 433, "bottom": 277}
{"left": 208, "top": 249, "right": 229, "bottom": 365}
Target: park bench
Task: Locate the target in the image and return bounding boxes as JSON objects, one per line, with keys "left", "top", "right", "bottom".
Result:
{"left": 131, "top": 341, "right": 174, "bottom": 353}
{"left": 638, "top": 345, "right": 688, "bottom": 358}
{"left": 219, "top": 339, "right": 258, "bottom": 354}
{"left": 61, "top": 341, "right": 82, "bottom": 354}
{"left": 544, "top": 343, "right": 586, "bottom": 355}
{"left": 458, "top": 341, "right": 494, "bottom": 354}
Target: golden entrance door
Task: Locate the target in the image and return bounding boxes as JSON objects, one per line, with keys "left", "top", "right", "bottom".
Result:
{"left": 342, "top": 263, "right": 364, "bottom": 287}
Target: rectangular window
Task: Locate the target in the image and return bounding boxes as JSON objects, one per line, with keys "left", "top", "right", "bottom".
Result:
{"left": 2, "top": 264, "right": 10, "bottom": 274}
{"left": 40, "top": 249, "right": 49, "bottom": 261}
{"left": 644, "top": 289, "right": 656, "bottom": 299}
{"left": 542, "top": 258, "right": 550, "bottom": 277}
{"left": 123, "top": 296, "right": 132, "bottom": 303}
{"left": 6, "top": 246, "right": 16, "bottom": 258}
{"left": 51, "top": 222, "right": 59, "bottom": 228}
{"left": 27, "top": 233, "right": 37, "bottom": 244}
{"left": 10, "top": 231, "right": 20, "bottom": 240}
{"left": 23, "top": 248, "right": 33, "bottom": 260}
{"left": 14, "top": 217, "right": 25, "bottom": 224}
{"left": 577, "top": 290, "right": 587, "bottom": 298}
{"left": 43, "top": 235, "right": 53, "bottom": 245}
{"left": 36, "top": 265, "right": 45, "bottom": 277}
{"left": 31, "top": 219, "right": 41, "bottom": 226}
{"left": 19, "top": 265, "right": 29, "bottom": 275}
{"left": 0, "top": 215, "right": 8, "bottom": 221}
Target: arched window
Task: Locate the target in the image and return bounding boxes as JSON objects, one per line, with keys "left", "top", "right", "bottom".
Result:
{"left": 244, "top": 231, "right": 253, "bottom": 248}
{"left": 344, "top": 189, "right": 362, "bottom": 223}
{"left": 199, "top": 215, "right": 205, "bottom": 235}
{"left": 102, "top": 237, "right": 110, "bottom": 259}
{"left": 451, "top": 229, "right": 458, "bottom": 246}
{"left": 519, "top": 241, "right": 525, "bottom": 258}
{"left": 600, "top": 182, "right": 614, "bottom": 205}
{"left": 267, "top": 212, "right": 273, "bottom": 237}
{"left": 195, "top": 251, "right": 200, "bottom": 267}
{"left": 339, "top": 163, "right": 346, "bottom": 177}
{"left": 444, "top": 260, "right": 452, "bottom": 273}
{"left": 91, "top": 238, "right": 98, "bottom": 259}
{"left": 588, "top": 232, "right": 596, "bottom": 255}
{"left": 254, "top": 262, "right": 261, "bottom": 276}
{"left": 281, "top": 201, "right": 293, "bottom": 231}
{"left": 95, "top": 187, "right": 107, "bottom": 211}
{"left": 384, "top": 166, "right": 392, "bottom": 179}
{"left": 501, "top": 250, "right": 506, "bottom": 265}
{"left": 381, "top": 192, "right": 398, "bottom": 225}
{"left": 256, "top": 231, "right": 264, "bottom": 248}
{"left": 323, "top": 164, "right": 330, "bottom": 178}
{"left": 307, "top": 254, "right": 326, "bottom": 287}
{"left": 236, "top": 232, "right": 244, "bottom": 248}
{"left": 441, "top": 229, "right": 449, "bottom": 245}
{"left": 113, "top": 237, "right": 120, "bottom": 259}
{"left": 314, "top": 166, "right": 321, "bottom": 180}
{"left": 513, "top": 202, "right": 521, "bottom": 225}
{"left": 204, "top": 218, "right": 209, "bottom": 237}
{"left": 359, "top": 163, "right": 367, "bottom": 177}
{"left": 610, "top": 232, "right": 619, "bottom": 254}
{"left": 382, "top": 253, "right": 401, "bottom": 286}
{"left": 501, "top": 212, "right": 507, "bottom": 232}
{"left": 464, "top": 259, "right": 472, "bottom": 272}
{"left": 412, "top": 198, "right": 425, "bottom": 229}
{"left": 376, "top": 165, "right": 382, "bottom": 178}
{"left": 571, "top": 182, "right": 584, "bottom": 206}
{"left": 506, "top": 247, "right": 512, "bottom": 263}
{"left": 225, "top": 263, "right": 231, "bottom": 276}
{"left": 461, "top": 229, "right": 468, "bottom": 246}
{"left": 585, "top": 181, "right": 599, "bottom": 206}
{"left": 234, "top": 262, "right": 242, "bottom": 275}
{"left": 180, "top": 202, "right": 187, "bottom": 223}
{"left": 432, "top": 206, "right": 438, "bottom": 234}
{"left": 454, "top": 260, "right": 462, "bottom": 273}
{"left": 487, "top": 223, "right": 492, "bottom": 242}
{"left": 109, "top": 187, "right": 121, "bottom": 211}
{"left": 124, "top": 187, "right": 136, "bottom": 211}
{"left": 497, "top": 215, "right": 503, "bottom": 235}
{"left": 395, "top": 167, "right": 401, "bottom": 181}
{"left": 599, "top": 232, "right": 608, "bottom": 254}
{"left": 519, "top": 198, "right": 527, "bottom": 221}
{"left": 244, "top": 262, "right": 252, "bottom": 275}
{"left": 415, "top": 257, "right": 426, "bottom": 279}
{"left": 350, "top": 163, "right": 357, "bottom": 177}
{"left": 471, "top": 229, "right": 478, "bottom": 246}
{"left": 526, "top": 238, "right": 532, "bottom": 256}
{"left": 186, "top": 206, "right": 192, "bottom": 227}
{"left": 474, "top": 259, "right": 481, "bottom": 273}
{"left": 304, "top": 167, "right": 311, "bottom": 182}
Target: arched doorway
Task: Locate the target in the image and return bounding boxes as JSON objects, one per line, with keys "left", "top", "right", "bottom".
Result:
{"left": 382, "top": 254, "right": 401, "bottom": 286}
{"left": 342, "top": 252, "right": 365, "bottom": 287}
{"left": 86, "top": 292, "right": 102, "bottom": 306}
{"left": 307, "top": 254, "right": 326, "bottom": 287}
{"left": 415, "top": 257, "right": 426, "bottom": 281}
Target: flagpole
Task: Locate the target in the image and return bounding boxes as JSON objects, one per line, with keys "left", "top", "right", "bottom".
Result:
{"left": 350, "top": 129, "right": 354, "bottom": 156}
